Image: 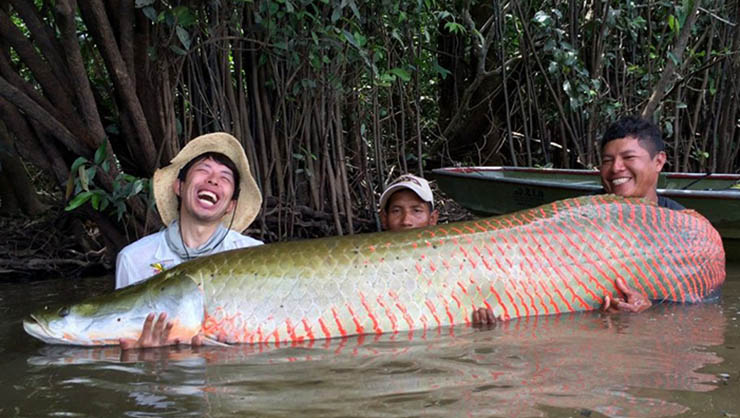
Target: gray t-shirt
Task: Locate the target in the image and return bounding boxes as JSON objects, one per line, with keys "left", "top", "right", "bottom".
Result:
{"left": 657, "top": 195, "right": 685, "bottom": 210}
{"left": 115, "top": 229, "right": 262, "bottom": 289}
{"left": 596, "top": 189, "right": 685, "bottom": 210}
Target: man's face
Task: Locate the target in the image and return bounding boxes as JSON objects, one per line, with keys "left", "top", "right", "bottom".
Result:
{"left": 174, "top": 157, "right": 237, "bottom": 225}
{"left": 381, "top": 189, "right": 439, "bottom": 231}
{"left": 600, "top": 136, "right": 666, "bottom": 203}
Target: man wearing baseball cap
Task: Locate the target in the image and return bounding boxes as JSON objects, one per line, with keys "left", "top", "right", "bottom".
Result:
{"left": 379, "top": 174, "right": 439, "bottom": 231}
{"left": 116, "top": 132, "right": 263, "bottom": 349}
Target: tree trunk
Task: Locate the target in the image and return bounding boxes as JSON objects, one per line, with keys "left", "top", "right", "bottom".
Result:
{"left": 0, "top": 121, "right": 44, "bottom": 216}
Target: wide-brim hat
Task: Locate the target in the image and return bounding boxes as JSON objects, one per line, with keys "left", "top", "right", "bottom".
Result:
{"left": 152, "top": 132, "right": 262, "bottom": 232}
{"left": 379, "top": 174, "right": 434, "bottom": 211}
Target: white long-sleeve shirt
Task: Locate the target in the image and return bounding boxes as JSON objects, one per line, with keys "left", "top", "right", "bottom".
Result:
{"left": 115, "top": 229, "right": 263, "bottom": 289}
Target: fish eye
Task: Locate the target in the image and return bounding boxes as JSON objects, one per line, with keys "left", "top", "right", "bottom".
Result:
{"left": 58, "top": 306, "right": 69, "bottom": 317}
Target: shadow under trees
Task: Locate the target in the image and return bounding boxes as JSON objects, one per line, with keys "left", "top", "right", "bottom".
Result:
{"left": 0, "top": 0, "right": 739, "bottom": 271}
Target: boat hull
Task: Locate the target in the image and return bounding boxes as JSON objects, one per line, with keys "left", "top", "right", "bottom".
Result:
{"left": 432, "top": 166, "right": 740, "bottom": 241}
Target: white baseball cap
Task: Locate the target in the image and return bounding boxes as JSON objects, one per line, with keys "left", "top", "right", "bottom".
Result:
{"left": 379, "top": 174, "right": 434, "bottom": 211}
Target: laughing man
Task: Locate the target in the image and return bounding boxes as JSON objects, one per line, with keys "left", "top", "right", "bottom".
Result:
{"left": 116, "top": 132, "right": 263, "bottom": 348}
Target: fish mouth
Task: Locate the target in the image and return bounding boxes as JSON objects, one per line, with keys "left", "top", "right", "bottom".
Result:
{"left": 23, "top": 314, "right": 59, "bottom": 344}
{"left": 24, "top": 315, "right": 107, "bottom": 346}
{"left": 23, "top": 314, "right": 85, "bottom": 345}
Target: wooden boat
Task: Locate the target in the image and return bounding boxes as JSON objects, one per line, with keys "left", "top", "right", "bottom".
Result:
{"left": 431, "top": 166, "right": 740, "bottom": 240}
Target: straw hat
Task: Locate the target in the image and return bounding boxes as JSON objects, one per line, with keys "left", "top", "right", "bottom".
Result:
{"left": 152, "top": 132, "right": 262, "bottom": 232}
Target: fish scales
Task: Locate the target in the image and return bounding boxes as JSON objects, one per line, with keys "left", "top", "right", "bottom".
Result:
{"left": 185, "top": 195, "right": 725, "bottom": 345}
{"left": 23, "top": 195, "right": 726, "bottom": 346}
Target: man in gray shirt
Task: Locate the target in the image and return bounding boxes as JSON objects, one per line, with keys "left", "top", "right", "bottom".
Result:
{"left": 117, "top": 132, "right": 262, "bottom": 349}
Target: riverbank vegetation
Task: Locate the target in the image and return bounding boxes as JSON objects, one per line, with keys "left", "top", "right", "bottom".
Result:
{"left": 1, "top": 0, "right": 739, "bottom": 277}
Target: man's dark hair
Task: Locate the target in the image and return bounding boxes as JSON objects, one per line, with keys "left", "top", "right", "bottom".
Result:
{"left": 177, "top": 152, "right": 240, "bottom": 200}
{"left": 601, "top": 116, "right": 665, "bottom": 157}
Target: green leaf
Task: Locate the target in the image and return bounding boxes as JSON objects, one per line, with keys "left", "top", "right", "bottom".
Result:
{"left": 348, "top": 0, "right": 360, "bottom": 19}
{"left": 116, "top": 202, "right": 126, "bottom": 221}
{"left": 378, "top": 72, "right": 395, "bottom": 84}
{"left": 86, "top": 166, "right": 97, "bottom": 183}
{"left": 389, "top": 68, "right": 411, "bottom": 82}
{"left": 91, "top": 193, "right": 101, "bottom": 210}
{"left": 131, "top": 180, "right": 144, "bottom": 196}
{"left": 562, "top": 80, "right": 572, "bottom": 94}
{"left": 64, "top": 171, "right": 76, "bottom": 198}
{"left": 176, "top": 26, "right": 191, "bottom": 50}
{"left": 533, "top": 11, "right": 552, "bottom": 26}
{"left": 78, "top": 165, "right": 89, "bottom": 191}
{"left": 433, "top": 61, "right": 451, "bottom": 79}
{"left": 668, "top": 15, "right": 678, "bottom": 35}
{"left": 135, "top": 0, "right": 155, "bottom": 7}
{"left": 169, "top": 45, "right": 187, "bottom": 55}
{"left": 94, "top": 142, "right": 106, "bottom": 165}
{"left": 70, "top": 156, "right": 88, "bottom": 173}
{"left": 331, "top": 6, "right": 342, "bottom": 23}
{"left": 65, "top": 191, "right": 93, "bottom": 211}
{"left": 343, "top": 30, "right": 359, "bottom": 48}
{"left": 436, "top": 11, "right": 451, "bottom": 20}
{"left": 354, "top": 31, "right": 367, "bottom": 47}
{"left": 172, "top": 6, "right": 196, "bottom": 27}
{"left": 142, "top": 6, "right": 157, "bottom": 21}
{"left": 667, "top": 51, "right": 680, "bottom": 66}
{"left": 444, "top": 21, "right": 465, "bottom": 34}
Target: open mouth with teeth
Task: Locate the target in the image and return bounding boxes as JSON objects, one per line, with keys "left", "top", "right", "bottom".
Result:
{"left": 611, "top": 178, "right": 630, "bottom": 186}
{"left": 197, "top": 190, "right": 219, "bottom": 207}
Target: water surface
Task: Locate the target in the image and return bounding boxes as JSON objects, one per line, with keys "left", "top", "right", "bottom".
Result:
{"left": 1, "top": 262, "right": 738, "bottom": 417}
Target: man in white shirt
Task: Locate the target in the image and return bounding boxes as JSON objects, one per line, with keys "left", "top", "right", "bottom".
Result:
{"left": 117, "top": 132, "right": 262, "bottom": 349}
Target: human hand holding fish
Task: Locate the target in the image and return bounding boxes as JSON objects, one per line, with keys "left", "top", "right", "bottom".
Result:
{"left": 473, "top": 276, "right": 653, "bottom": 323}
{"left": 472, "top": 307, "right": 500, "bottom": 327}
{"left": 601, "top": 278, "right": 652, "bottom": 313}
{"left": 119, "top": 312, "right": 182, "bottom": 349}
{"left": 119, "top": 312, "right": 231, "bottom": 349}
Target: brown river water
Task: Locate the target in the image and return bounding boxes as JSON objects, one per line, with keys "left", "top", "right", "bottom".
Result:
{"left": 1, "top": 255, "right": 739, "bottom": 417}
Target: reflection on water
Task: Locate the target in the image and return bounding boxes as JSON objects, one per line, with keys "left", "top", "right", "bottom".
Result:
{"left": 1, "top": 264, "right": 739, "bottom": 418}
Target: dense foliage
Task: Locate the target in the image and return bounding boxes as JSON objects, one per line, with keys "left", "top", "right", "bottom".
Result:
{"left": 1, "top": 0, "right": 739, "bottom": 250}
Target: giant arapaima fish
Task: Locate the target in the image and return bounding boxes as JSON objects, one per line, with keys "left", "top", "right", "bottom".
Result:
{"left": 24, "top": 195, "right": 726, "bottom": 346}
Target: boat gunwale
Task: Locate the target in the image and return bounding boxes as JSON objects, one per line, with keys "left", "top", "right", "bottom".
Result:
{"left": 433, "top": 166, "right": 740, "bottom": 181}
{"left": 431, "top": 167, "right": 740, "bottom": 201}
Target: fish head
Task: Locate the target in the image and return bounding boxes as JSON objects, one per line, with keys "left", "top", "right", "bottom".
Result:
{"left": 24, "top": 270, "right": 205, "bottom": 346}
